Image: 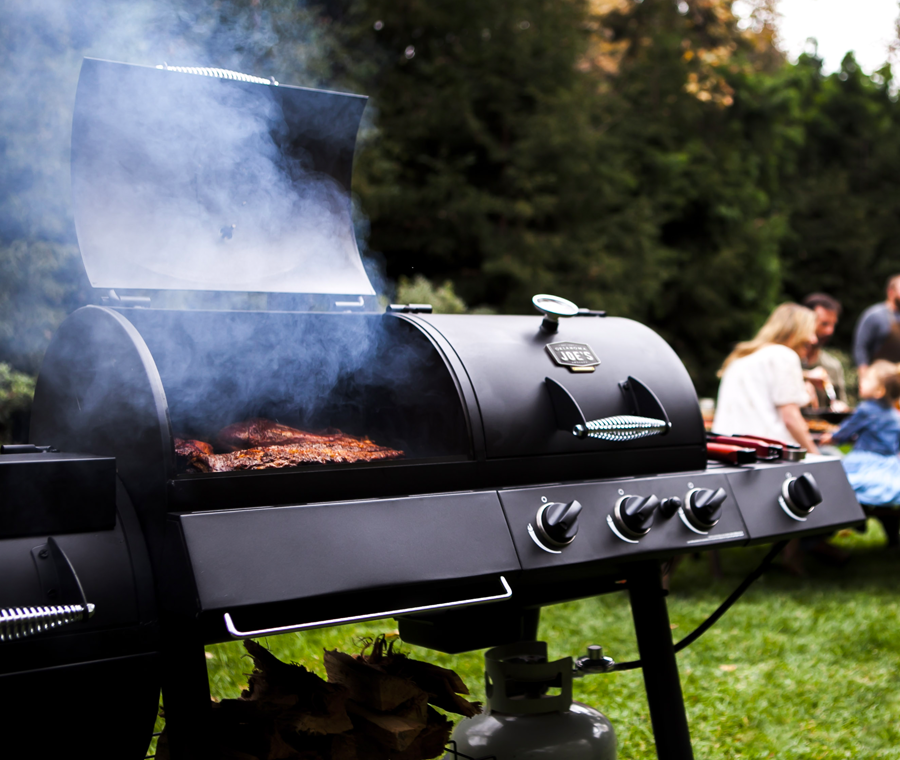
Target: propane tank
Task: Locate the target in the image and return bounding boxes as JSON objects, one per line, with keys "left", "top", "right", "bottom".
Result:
{"left": 446, "top": 641, "right": 616, "bottom": 760}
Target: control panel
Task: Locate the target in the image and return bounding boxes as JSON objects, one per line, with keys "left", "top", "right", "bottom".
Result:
{"left": 727, "top": 457, "right": 861, "bottom": 544}
{"left": 499, "top": 456, "right": 864, "bottom": 571}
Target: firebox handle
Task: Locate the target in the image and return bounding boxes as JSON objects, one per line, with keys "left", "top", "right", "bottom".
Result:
{"left": 0, "top": 538, "right": 95, "bottom": 643}
{"left": 222, "top": 575, "right": 513, "bottom": 639}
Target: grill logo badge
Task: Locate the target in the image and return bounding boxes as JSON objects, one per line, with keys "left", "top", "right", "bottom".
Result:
{"left": 545, "top": 342, "right": 600, "bottom": 373}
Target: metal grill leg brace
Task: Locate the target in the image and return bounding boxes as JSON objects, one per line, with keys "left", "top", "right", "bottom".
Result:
{"left": 627, "top": 562, "right": 694, "bottom": 760}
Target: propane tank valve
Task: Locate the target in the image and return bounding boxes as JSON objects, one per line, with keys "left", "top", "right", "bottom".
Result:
{"left": 573, "top": 644, "right": 616, "bottom": 677}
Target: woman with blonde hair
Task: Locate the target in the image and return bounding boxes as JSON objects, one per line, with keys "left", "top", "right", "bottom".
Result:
{"left": 713, "top": 303, "right": 819, "bottom": 454}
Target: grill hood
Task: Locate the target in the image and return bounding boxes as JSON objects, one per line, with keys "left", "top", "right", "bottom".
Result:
{"left": 71, "top": 58, "right": 374, "bottom": 301}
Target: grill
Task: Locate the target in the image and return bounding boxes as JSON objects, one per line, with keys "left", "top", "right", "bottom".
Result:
{"left": 0, "top": 58, "right": 865, "bottom": 760}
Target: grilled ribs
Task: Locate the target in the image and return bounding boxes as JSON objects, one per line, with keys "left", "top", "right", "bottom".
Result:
{"left": 191, "top": 440, "right": 404, "bottom": 472}
{"left": 177, "top": 420, "right": 404, "bottom": 472}
{"left": 216, "top": 418, "right": 352, "bottom": 451}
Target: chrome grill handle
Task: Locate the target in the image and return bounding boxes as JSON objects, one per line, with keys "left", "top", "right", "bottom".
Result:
{"left": 155, "top": 63, "right": 277, "bottom": 86}
{"left": 223, "top": 575, "right": 512, "bottom": 639}
{"left": 0, "top": 603, "right": 95, "bottom": 643}
{"left": 573, "top": 415, "right": 671, "bottom": 442}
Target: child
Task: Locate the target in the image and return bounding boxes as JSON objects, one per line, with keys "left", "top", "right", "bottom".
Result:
{"left": 824, "top": 360, "right": 900, "bottom": 506}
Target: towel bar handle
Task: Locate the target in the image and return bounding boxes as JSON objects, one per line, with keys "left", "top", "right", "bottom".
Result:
{"left": 223, "top": 575, "right": 513, "bottom": 639}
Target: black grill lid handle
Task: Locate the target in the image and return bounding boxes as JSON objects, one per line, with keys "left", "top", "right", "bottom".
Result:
{"left": 45, "top": 537, "right": 89, "bottom": 608}
{"left": 545, "top": 377, "right": 671, "bottom": 442}
{"left": 546, "top": 377, "right": 587, "bottom": 430}
{"left": 386, "top": 303, "right": 434, "bottom": 314}
{"left": 620, "top": 376, "right": 671, "bottom": 430}
{"left": 574, "top": 415, "right": 670, "bottom": 442}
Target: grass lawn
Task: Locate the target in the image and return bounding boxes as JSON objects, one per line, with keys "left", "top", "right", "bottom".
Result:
{"left": 173, "top": 520, "right": 900, "bottom": 759}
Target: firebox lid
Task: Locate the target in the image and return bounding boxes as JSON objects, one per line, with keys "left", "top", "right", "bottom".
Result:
{"left": 71, "top": 58, "right": 375, "bottom": 299}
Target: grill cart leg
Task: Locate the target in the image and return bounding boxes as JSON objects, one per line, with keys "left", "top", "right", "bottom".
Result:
{"left": 161, "top": 628, "right": 213, "bottom": 760}
{"left": 627, "top": 561, "right": 694, "bottom": 760}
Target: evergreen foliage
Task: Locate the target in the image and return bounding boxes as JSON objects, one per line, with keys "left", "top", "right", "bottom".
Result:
{"left": 778, "top": 53, "right": 900, "bottom": 349}
{"left": 340, "top": 0, "right": 795, "bottom": 390}
{"left": 0, "top": 239, "right": 91, "bottom": 373}
{"left": 0, "top": 362, "right": 36, "bottom": 444}
{"left": 395, "top": 275, "right": 468, "bottom": 314}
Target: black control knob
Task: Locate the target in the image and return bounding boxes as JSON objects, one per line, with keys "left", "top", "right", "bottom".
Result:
{"left": 685, "top": 487, "right": 727, "bottom": 530}
{"left": 781, "top": 473, "right": 822, "bottom": 518}
{"left": 659, "top": 497, "right": 683, "bottom": 519}
{"left": 536, "top": 500, "right": 583, "bottom": 547}
{"left": 614, "top": 494, "right": 660, "bottom": 539}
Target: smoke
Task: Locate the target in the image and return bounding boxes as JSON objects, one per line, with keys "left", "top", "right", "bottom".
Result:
{"left": 4, "top": 1, "right": 458, "bottom": 457}
{"left": 0, "top": 0, "right": 397, "bottom": 377}
{"left": 1, "top": 0, "right": 192, "bottom": 242}
{"left": 120, "top": 308, "right": 462, "bottom": 458}
{"left": 1, "top": 0, "right": 376, "bottom": 286}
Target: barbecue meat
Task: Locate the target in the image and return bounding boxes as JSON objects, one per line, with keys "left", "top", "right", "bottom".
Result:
{"left": 191, "top": 440, "right": 404, "bottom": 472}
{"left": 216, "top": 418, "right": 351, "bottom": 451}
{"left": 177, "top": 420, "right": 404, "bottom": 472}
{"left": 175, "top": 438, "right": 217, "bottom": 472}
{"left": 175, "top": 438, "right": 214, "bottom": 457}
{"left": 175, "top": 437, "right": 214, "bottom": 460}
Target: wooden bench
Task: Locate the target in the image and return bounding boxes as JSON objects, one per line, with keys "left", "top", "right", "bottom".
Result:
{"left": 862, "top": 505, "right": 900, "bottom": 548}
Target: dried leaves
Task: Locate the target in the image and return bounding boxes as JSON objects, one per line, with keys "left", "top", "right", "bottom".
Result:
{"left": 156, "top": 635, "right": 479, "bottom": 760}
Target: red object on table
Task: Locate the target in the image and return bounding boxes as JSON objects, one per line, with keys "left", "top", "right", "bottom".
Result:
{"left": 707, "top": 434, "right": 782, "bottom": 460}
{"left": 706, "top": 441, "right": 757, "bottom": 465}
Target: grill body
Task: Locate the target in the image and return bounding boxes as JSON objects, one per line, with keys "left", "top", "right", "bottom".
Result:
{"left": 22, "top": 299, "right": 866, "bottom": 760}
{"left": 28, "top": 302, "right": 717, "bottom": 644}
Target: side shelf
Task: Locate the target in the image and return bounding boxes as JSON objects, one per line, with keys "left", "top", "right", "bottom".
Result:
{"left": 164, "top": 490, "right": 520, "bottom": 643}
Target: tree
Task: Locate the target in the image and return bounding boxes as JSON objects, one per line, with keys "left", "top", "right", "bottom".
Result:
{"left": 336, "top": 0, "right": 674, "bottom": 317}
{"left": 341, "top": 0, "right": 795, "bottom": 392}
{"left": 778, "top": 53, "right": 900, "bottom": 349}
{"left": 0, "top": 239, "right": 91, "bottom": 373}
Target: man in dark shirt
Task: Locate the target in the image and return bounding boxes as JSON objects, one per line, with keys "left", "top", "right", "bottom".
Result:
{"left": 852, "top": 274, "right": 900, "bottom": 377}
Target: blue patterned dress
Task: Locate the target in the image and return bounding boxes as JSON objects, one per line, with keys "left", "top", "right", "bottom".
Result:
{"left": 832, "top": 400, "right": 900, "bottom": 507}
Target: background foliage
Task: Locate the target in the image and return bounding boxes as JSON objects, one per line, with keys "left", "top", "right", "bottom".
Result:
{"left": 0, "top": 362, "right": 36, "bottom": 444}
{"left": 2, "top": 0, "right": 900, "bottom": 405}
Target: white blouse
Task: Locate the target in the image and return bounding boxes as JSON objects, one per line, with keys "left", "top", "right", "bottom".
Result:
{"left": 712, "top": 343, "right": 811, "bottom": 445}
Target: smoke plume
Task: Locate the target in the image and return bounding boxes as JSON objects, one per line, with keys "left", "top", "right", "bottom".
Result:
{"left": 0, "top": 0, "right": 391, "bottom": 378}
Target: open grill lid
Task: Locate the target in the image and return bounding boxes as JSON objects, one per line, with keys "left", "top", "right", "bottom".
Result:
{"left": 71, "top": 58, "right": 374, "bottom": 301}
